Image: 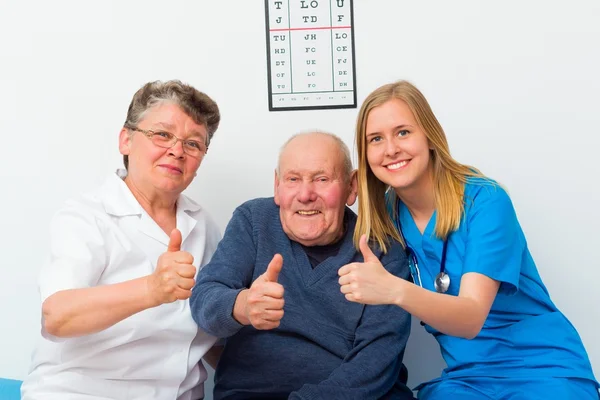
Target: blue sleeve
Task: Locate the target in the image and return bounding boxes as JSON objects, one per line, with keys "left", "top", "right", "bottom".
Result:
{"left": 462, "top": 184, "right": 524, "bottom": 295}
{"left": 189, "top": 205, "right": 257, "bottom": 338}
{"left": 289, "top": 252, "right": 413, "bottom": 400}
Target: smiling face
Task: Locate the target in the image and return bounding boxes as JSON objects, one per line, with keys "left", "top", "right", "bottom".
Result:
{"left": 365, "top": 99, "right": 432, "bottom": 195}
{"left": 274, "top": 134, "right": 357, "bottom": 247}
{"left": 119, "top": 102, "right": 207, "bottom": 197}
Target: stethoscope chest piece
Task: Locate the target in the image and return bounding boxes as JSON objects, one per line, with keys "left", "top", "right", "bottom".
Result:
{"left": 434, "top": 271, "right": 450, "bottom": 293}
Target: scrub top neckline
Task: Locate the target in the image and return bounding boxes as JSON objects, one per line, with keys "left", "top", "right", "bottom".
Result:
{"left": 398, "top": 201, "right": 438, "bottom": 247}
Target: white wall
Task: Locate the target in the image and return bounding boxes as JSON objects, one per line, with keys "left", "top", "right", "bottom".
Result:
{"left": 1, "top": 0, "right": 599, "bottom": 395}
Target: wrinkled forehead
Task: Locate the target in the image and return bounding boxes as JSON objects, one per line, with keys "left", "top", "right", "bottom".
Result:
{"left": 139, "top": 103, "right": 208, "bottom": 139}
{"left": 278, "top": 135, "right": 344, "bottom": 176}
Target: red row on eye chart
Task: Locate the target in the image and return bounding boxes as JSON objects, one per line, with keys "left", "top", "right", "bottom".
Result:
{"left": 266, "top": 0, "right": 356, "bottom": 111}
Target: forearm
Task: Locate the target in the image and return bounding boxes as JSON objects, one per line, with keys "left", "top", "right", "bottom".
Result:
{"left": 290, "top": 385, "right": 369, "bottom": 400}
{"left": 42, "top": 276, "right": 155, "bottom": 337}
{"left": 292, "top": 301, "right": 411, "bottom": 399}
{"left": 291, "top": 354, "right": 404, "bottom": 400}
{"left": 190, "top": 283, "right": 245, "bottom": 338}
{"left": 393, "top": 277, "right": 486, "bottom": 339}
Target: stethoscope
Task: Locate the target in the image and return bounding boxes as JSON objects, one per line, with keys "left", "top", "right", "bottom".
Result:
{"left": 395, "top": 200, "right": 450, "bottom": 293}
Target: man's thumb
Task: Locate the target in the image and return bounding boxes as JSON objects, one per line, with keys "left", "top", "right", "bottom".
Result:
{"left": 359, "top": 234, "right": 377, "bottom": 262}
{"left": 265, "top": 254, "right": 283, "bottom": 282}
{"left": 168, "top": 229, "right": 182, "bottom": 252}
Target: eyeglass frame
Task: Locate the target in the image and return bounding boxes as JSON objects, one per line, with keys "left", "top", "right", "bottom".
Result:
{"left": 127, "top": 126, "right": 209, "bottom": 158}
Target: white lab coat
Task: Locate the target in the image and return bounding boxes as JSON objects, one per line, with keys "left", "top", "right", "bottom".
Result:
{"left": 21, "top": 170, "right": 221, "bottom": 400}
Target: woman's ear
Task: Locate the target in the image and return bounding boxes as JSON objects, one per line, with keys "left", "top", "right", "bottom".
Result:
{"left": 119, "top": 128, "right": 132, "bottom": 156}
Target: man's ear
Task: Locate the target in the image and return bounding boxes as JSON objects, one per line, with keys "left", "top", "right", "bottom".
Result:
{"left": 118, "top": 128, "right": 132, "bottom": 156}
{"left": 346, "top": 170, "right": 358, "bottom": 206}
{"left": 273, "top": 169, "right": 281, "bottom": 205}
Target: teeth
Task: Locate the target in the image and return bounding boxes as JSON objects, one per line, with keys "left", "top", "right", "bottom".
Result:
{"left": 387, "top": 160, "right": 408, "bottom": 170}
{"left": 298, "top": 210, "right": 319, "bottom": 215}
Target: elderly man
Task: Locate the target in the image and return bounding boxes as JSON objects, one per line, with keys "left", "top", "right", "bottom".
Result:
{"left": 190, "top": 132, "right": 414, "bottom": 400}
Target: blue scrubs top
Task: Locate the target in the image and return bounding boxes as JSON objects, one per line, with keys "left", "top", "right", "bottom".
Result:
{"left": 394, "top": 179, "right": 598, "bottom": 390}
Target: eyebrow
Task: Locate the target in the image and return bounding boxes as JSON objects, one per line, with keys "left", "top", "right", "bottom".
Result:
{"left": 153, "top": 122, "right": 206, "bottom": 140}
{"left": 154, "top": 122, "right": 176, "bottom": 130}
{"left": 284, "top": 169, "right": 332, "bottom": 178}
{"left": 366, "top": 124, "right": 414, "bottom": 137}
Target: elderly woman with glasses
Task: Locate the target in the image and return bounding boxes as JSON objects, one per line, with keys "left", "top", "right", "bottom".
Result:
{"left": 22, "top": 80, "right": 222, "bottom": 400}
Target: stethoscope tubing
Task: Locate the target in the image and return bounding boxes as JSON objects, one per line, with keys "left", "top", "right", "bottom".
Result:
{"left": 395, "top": 198, "right": 450, "bottom": 294}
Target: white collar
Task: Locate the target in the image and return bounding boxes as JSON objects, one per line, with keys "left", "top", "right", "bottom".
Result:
{"left": 101, "top": 169, "right": 202, "bottom": 217}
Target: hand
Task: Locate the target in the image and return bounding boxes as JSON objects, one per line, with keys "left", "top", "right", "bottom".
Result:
{"left": 338, "top": 235, "right": 398, "bottom": 305}
{"left": 242, "top": 254, "right": 285, "bottom": 330}
{"left": 146, "top": 229, "right": 197, "bottom": 306}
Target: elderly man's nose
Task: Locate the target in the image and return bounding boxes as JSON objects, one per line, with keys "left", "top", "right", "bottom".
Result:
{"left": 298, "top": 183, "right": 316, "bottom": 202}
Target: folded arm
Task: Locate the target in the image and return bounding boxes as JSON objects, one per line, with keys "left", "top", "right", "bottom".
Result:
{"left": 291, "top": 257, "right": 413, "bottom": 400}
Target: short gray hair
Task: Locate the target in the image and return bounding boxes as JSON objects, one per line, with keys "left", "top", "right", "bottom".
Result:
{"left": 122, "top": 80, "right": 220, "bottom": 169}
{"left": 277, "top": 131, "right": 353, "bottom": 182}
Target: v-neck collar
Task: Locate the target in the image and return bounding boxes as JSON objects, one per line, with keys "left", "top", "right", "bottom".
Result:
{"left": 101, "top": 169, "right": 199, "bottom": 247}
{"left": 398, "top": 201, "right": 437, "bottom": 248}
{"left": 289, "top": 208, "right": 359, "bottom": 287}
{"left": 137, "top": 205, "right": 199, "bottom": 247}
{"left": 398, "top": 200, "right": 447, "bottom": 271}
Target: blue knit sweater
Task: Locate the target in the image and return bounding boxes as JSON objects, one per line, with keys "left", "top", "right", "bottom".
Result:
{"left": 191, "top": 198, "right": 413, "bottom": 400}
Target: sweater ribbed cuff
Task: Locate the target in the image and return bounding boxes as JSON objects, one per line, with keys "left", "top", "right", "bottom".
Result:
{"left": 211, "top": 288, "right": 245, "bottom": 337}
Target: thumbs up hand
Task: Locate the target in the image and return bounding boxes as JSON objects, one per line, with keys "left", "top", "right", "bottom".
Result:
{"left": 147, "top": 229, "right": 197, "bottom": 306}
{"left": 167, "top": 227, "right": 183, "bottom": 252}
{"left": 237, "top": 254, "right": 285, "bottom": 330}
{"left": 338, "top": 234, "right": 397, "bottom": 305}
{"left": 263, "top": 254, "right": 283, "bottom": 282}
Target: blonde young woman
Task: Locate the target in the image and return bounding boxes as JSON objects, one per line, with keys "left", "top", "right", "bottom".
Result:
{"left": 337, "top": 81, "right": 599, "bottom": 399}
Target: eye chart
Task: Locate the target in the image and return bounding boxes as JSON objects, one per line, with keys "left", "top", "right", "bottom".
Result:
{"left": 265, "top": 0, "right": 357, "bottom": 111}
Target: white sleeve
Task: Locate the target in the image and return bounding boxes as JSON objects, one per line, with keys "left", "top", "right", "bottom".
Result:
{"left": 39, "top": 201, "right": 108, "bottom": 303}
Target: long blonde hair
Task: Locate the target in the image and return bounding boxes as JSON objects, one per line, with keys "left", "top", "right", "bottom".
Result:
{"left": 354, "top": 81, "right": 484, "bottom": 252}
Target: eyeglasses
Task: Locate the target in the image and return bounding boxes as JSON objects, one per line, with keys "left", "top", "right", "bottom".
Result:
{"left": 129, "top": 127, "right": 208, "bottom": 158}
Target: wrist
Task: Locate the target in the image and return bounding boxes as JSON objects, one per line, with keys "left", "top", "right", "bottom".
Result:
{"left": 232, "top": 289, "right": 250, "bottom": 326}
{"left": 391, "top": 276, "right": 408, "bottom": 308}
{"left": 141, "top": 276, "right": 161, "bottom": 308}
